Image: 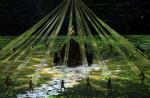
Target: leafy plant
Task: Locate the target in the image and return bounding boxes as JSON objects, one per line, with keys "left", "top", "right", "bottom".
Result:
{"left": 0, "top": 76, "right": 17, "bottom": 98}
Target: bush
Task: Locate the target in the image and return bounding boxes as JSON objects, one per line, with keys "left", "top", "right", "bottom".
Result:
{"left": 0, "top": 76, "right": 17, "bottom": 98}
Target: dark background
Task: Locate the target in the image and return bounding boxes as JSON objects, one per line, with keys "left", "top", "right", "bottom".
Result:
{"left": 0, "top": 0, "right": 149, "bottom": 36}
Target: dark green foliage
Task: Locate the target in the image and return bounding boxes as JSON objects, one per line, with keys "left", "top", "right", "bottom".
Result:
{"left": 50, "top": 80, "right": 150, "bottom": 98}
{"left": 0, "top": 35, "right": 149, "bottom": 56}
{"left": 124, "top": 35, "right": 150, "bottom": 57}
{"left": 0, "top": 76, "right": 17, "bottom": 98}
{"left": 36, "top": 77, "right": 48, "bottom": 87}
{"left": 0, "top": 36, "right": 15, "bottom": 49}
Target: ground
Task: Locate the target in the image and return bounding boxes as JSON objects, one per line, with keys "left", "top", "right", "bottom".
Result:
{"left": 0, "top": 35, "right": 150, "bottom": 98}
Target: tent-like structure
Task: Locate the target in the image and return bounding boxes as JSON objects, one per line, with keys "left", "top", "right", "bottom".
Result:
{"left": 0, "top": 0, "right": 149, "bottom": 77}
